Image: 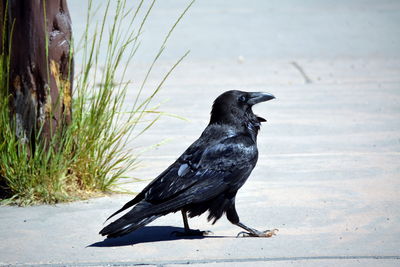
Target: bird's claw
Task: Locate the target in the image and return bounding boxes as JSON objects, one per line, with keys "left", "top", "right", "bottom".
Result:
{"left": 236, "top": 228, "right": 279, "bottom": 238}
{"left": 171, "top": 229, "right": 213, "bottom": 237}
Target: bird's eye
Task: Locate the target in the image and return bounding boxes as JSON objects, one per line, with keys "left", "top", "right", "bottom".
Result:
{"left": 239, "top": 95, "right": 246, "bottom": 103}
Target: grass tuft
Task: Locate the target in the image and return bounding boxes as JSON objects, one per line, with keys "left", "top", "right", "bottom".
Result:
{"left": 0, "top": 0, "right": 193, "bottom": 205}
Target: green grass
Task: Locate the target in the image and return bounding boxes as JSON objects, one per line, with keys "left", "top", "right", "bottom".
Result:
{"left": 0, "top": 0, "right": 194, "bottom": 205}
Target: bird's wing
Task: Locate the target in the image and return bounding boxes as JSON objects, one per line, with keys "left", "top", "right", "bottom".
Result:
{"left": 106, "top": 133, "right": 257, "bottom": 220}
{"left": 114, "top": 133, "right": 258, "bottom": 223}
{"left": 143, "top": 133, "right": 258, "bottom": 204}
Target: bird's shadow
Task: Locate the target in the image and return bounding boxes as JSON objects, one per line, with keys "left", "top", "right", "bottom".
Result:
{"left": 89, "top": 226, "right": 224, "bottom": 247}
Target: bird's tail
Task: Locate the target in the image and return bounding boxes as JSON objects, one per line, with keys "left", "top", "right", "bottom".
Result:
{"left": 100, "top": 192, "right": 194, "bottom": 238}
{"left": 99, "top": 201, "right": 161, "bottom": 238}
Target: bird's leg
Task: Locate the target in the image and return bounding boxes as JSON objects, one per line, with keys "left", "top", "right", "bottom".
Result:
{"left": 226, "top": 200, "right": 277, "bottom": 238}
{"left": 235, "top": 222, "right": 278, "bottom": 238}
{"left": 182, "top": 210, "right": 190, "bottom": 230}
{"left": 171, "top": 210, "right": 213, "bottom": 236}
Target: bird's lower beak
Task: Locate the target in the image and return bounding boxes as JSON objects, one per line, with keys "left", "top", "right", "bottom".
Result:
{"left": 247, "top": 92, "right": 275, "bottom": 105}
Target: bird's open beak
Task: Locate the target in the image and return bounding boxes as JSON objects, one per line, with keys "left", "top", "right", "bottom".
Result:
{"left": 247, "top": 92, "right": 275, "bottom": 105}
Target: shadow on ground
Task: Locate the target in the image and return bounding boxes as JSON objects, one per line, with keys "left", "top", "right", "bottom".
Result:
{"left": 89, "top": 226, "right": 224, "bottom": 247}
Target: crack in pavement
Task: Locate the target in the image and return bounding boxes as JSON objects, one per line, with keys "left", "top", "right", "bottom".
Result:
{"left": 291, "top": 61, "right": 313, "bottom": 84}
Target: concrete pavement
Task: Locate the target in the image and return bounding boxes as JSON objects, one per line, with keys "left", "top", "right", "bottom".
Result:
{"left": 1, "top": 0, "right": 399, "bottom": 266}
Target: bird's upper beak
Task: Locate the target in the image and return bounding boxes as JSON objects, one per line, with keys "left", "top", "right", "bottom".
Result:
{"left": 247, "top": 92, "right": 275, "bottom": 105}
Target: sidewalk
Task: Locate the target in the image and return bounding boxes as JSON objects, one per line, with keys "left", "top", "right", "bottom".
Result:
{"left": 1, "top": 0, "right": 399, "bottom": 266}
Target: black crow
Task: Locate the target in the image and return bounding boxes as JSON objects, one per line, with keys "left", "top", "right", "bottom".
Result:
{"left": 100, "top": 90, "right": 276, "bottom": 238}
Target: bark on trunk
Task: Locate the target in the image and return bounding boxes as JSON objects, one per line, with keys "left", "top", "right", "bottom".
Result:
{"left": 2, "top": 0, "right": 73, "bottom": 146}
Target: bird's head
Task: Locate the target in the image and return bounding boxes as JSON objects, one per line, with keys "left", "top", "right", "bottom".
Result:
{"left": 209, "top": 90, "right": 275, "bottom": 125}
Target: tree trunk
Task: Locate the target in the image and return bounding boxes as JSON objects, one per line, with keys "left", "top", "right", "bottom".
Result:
{"left": 2, "top": 0, "right": 73, "bottom": 146}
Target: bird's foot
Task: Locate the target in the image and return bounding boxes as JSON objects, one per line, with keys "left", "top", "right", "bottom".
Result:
{"left": 236, "top": 228, "right": 278, "bottom": 238}
{"left": 171, "top": 229, "right": 213, "bottom": 237}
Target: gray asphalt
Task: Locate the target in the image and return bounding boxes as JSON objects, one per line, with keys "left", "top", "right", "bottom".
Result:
{"left": 1, "top": 0, "right": 400, "bottom": 266}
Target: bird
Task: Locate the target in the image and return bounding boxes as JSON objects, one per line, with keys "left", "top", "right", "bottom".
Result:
{"left": 100, "top": 90, "right": 276, "bottom": 238}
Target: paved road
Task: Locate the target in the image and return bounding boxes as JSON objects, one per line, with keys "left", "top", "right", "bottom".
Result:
{"left": 1, "top": 0, "right": 399, "bottom": 266}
